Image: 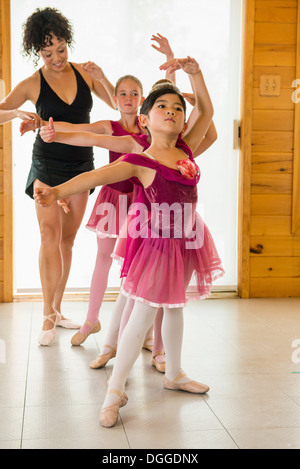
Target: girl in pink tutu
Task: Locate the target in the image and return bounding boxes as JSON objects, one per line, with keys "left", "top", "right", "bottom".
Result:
{"left": 36, "top": 35, "right": 216, "bottom": 372}
{"left": 39, "top": 84, "right": 217, "bottom": 373}
{"left": 34, "top": 56, "right": 224, "bottom": 427}
{"left": 31, "top": 34, "right": 175, "bottom": 351}
{"left": 70, "top": 72, "right": 146, "bottom": 346}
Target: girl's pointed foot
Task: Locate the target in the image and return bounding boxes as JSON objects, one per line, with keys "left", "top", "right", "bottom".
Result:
{"left": 99, "top": 390, "right": 128, "bottom": 428}
{"left": 151, "top": 352, "right": 166, "bottom": 373}
{"left": 142, "top": 337, "right": 153, "bottom": 352}
{"left": 89, "top": 345, "right": 116, "bottom": 369}
{"left": 163, "top": 371, "right": 209, "bottom": 394}
{"left": 71, "top": 320, "right": 101, "bottom": 346}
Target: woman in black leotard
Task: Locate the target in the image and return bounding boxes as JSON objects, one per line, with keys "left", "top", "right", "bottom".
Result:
{"left": 26, "top": 63, "right": 95, "bottom": 197}
{"left": 0, "top": 7, "right": 114, "bottom": 345}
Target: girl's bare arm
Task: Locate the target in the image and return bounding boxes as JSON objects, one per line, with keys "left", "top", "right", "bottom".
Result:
{"left": 160, "top": 58, "right": 214, "bottom": 154}
{"left": 40, "top": 117, "right": 145, "bottom": 154}
{"left": 34, "top": 160, "right": 147, "bottom": 205}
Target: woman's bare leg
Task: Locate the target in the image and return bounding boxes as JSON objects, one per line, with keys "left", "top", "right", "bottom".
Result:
{"left": 34, "top": 180, "right": 63, "bottom": 330}
{"left": 34, "top": 180, "right": 89, "bottom": 330}
{"left": 53, "top": 191, "right": 89, "bottom": 314}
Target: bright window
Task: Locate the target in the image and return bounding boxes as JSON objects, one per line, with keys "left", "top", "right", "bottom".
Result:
{"left": 11, "top": 0, "right": 242, "bottom": 294}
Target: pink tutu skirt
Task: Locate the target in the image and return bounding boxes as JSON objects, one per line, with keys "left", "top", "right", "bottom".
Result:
{"left": 86, "top": 185, "right": 134, "bottom": 238}
{"left": 121, "top": 215, "right": 224, "bottom": 308}
{"left": 111, "top": 236, "right": 127, "bottom": 263}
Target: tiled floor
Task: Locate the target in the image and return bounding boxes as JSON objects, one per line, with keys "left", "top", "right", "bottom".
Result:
{"left": 0, "top": 297, "right": 300, "bottom": 449}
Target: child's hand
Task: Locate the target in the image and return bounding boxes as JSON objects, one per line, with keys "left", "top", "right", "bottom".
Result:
{"left": 40, "top": 117, "right": 55, "bottom": 143}
{"left": 16, "top": 110, "right": 43, "bottom": 126}
{"left": 82, "top": 62, "right": 105, "bottom": 81}
{"left": 33, "top": 186, "right": 57, "bottom": 207}
{"left": 18, "top": 111, "right": 43, "bottom": 135}
{"left": 20, "top": 119, "right": 38, "bottom": 136}
{"left": 160, "top": 57, "right": 200, "bottom": 75}
{"left": 182, "top": 93, "right": 196, "bottom": 106}
{"left": 57, "top": 198, "right": 71, "bottom": 214}
{"left": 151, "top": 33, "right": 174, "bottom": 59}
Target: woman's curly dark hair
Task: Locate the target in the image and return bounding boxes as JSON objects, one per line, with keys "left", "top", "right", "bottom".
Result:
{"left": 22, "top": 7, "right": 74, "bottom": 66}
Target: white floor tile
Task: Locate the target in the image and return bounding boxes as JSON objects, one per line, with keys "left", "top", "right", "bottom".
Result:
{"left": 0, "top": 297, "right": 300, "bottom": 449}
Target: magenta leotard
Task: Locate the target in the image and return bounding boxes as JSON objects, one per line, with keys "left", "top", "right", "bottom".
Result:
{"left": 117, "top": 144, "right": 224, "bottom": 308}
{"left": 86, "top": 121, "right": 149, "bottom": 238}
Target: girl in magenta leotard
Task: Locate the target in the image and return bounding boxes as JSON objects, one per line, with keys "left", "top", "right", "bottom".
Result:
{"left": 34, "top": 56, "right": 224, "bottom": 428}
{"left": 39, "top": 85, "right": 218, "bottom": 375}
{"left": 36, "top": 35, "right": 180, "bottom": 370}
{"left": 71, "top": 74, "right": 146, "bottom": 345}
{"left": 65, "top": 35, "right": 176, "bottom": 348}
{"left": 24, "top": 72, "right": 148, "bottom": 345}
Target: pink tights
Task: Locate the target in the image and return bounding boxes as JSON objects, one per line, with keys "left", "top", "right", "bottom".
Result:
{"left": 80, "top": 236, "right": 116, "bottom": 335}
{"left": 81, "top": 235, "right": 164, "bottom": 357}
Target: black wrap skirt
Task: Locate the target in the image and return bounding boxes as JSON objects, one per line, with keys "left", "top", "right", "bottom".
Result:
{"left": 25, "top": 158, "right": 95, "bottom": 199}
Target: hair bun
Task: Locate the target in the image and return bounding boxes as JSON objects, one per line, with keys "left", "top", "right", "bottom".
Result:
{"left": 151, "top": 80, "right": 182, "bottom": 96}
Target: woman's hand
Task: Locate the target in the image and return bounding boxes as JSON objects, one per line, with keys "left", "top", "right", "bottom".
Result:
{"left": 40, "top": 117, "right": 56, "bottom": 143}
{"left": 82, "top": 62, "right": 105, "bottom": 81}
{"left": 160, "top": 56, "right": 200, "bottom": 75}
{"left": 34, "top": 186, "right": 57, "bottom": 208}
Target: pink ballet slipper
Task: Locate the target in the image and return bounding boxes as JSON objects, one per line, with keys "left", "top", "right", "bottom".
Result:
{"left": 163, "top": 371, "right": 209, "bottom": 394}
{"left": 89, "top": 345, "right": 116, "bottom": 369}
{"left": 142, "top": 337, "right": 153, "bottom": 352}
{"left": 99, "top": 390, "right": 128, "bottom": 428}
{"left": 38, "top": 312, "right": 59, "bottom": 346}
{"left": 71, "top": 320, "right": 101, "bottom": 346}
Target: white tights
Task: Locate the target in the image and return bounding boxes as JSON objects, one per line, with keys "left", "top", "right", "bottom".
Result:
{"left": 100, "top": 291, "right": 152, "bottom": 356}
{"left": 100, "top": 291, "right": 134, "bottom": 354}
{"left": 102, "top": 300, "right": 189, "bottom": 409}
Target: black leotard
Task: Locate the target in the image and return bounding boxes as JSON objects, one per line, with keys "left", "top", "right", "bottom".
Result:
{"left": 25, "top": 63, "right": 94, "bottom": 198}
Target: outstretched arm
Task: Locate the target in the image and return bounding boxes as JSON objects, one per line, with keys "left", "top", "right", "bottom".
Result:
{"left": 34, "top": 160, "right": 138, "bottom": 206}
{"left": 40, "top": 117, "right": 145, "bottom": 154}
{"left": 20, "top": 117, "right": 112, "bottom": 136}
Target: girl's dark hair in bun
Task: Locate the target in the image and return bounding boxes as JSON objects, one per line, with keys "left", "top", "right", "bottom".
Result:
{"left": 140, "top": 85, "right": 186, "bottom": 117}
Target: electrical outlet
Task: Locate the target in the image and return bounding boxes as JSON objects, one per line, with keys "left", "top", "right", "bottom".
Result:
{"left": 259, "top": 75, "right": 281, "bottom": 96}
